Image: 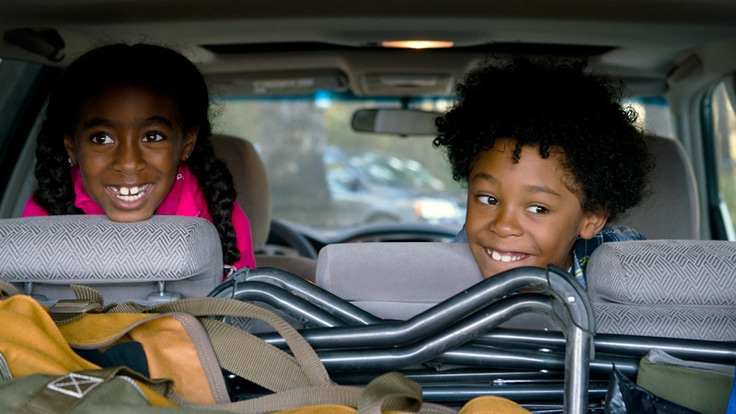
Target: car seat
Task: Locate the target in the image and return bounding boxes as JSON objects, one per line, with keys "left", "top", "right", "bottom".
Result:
{"left": 611, "top": 135, "right": 700, "bottom": 239}
{"left": 312, "top": 135, "right": 705, "bottom": 328}
{"left": 210, "top": 134, "right": 318, "bottom": 281}
{"left": 586, "top": 239, "right": 736, "bottom": 341}
{"left": 0, "top": 215, "right": 223, "bottom": 305}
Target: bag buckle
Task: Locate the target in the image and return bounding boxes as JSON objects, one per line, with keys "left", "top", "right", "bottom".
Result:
{"left": 49, "top": 299, "right": 103, "bottom": 322}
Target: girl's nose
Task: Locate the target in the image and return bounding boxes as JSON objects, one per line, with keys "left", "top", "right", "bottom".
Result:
{"left": 112, "top": 139, "right": 146, "bottom": 174}
{"left": 490, "top": 206, "right": 523, "bottom": 237}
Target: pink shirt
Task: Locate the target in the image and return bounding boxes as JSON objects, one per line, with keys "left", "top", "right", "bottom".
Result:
{"left": 22, "top": 164, "right": 256, "bottom": 272}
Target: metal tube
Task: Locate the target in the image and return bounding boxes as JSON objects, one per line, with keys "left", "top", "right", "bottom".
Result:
{"left": 212, "top": 267, "right": 382, "bottom": 325}
{"left": 315, "top": 295, "right": 556, "bottom": 371}
{"left": 210, "top": 280, "right": 348, "bottom": 327}
{"left": 476, "top": 330, "right": 736, "bottom": 364}
{"left": 434, "top": 344, "right": 638, "bottom": 378}
{"left": 564, "top": 325, "right": 591, "bottom": 414}
{"left": 256, "top": 267, "right": 553, "bottom": 348}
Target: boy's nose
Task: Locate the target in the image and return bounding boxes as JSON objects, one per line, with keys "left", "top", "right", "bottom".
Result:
{"left": 489, "top": 206, "right": 523, "bottom": 237}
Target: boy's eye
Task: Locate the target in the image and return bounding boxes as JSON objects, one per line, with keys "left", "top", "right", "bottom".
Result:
{"left": 476, "top": 195, "right": 498, "bottom": 205}
{"left": 526, "top": 205, "right": 549, "bottom": 214}
{"left": 143, "top": 132, "right": 165, "bottom": 142}
{"left": 90, "top": 134, "right": 113, "bottom": 145}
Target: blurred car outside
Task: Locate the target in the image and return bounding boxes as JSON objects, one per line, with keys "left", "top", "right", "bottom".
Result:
{"left": 322, "top": 146, "right": 466, "bottom": 229}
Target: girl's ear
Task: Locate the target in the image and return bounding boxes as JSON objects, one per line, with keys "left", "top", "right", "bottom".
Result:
{"left": 181, "top": 128, "right": 199, "bottom": 161}
{"left": 63, "top": 134, "right": 78, "bottom": 165}
{"left": 579, "top": 209, "right": 609, "bottom": 240}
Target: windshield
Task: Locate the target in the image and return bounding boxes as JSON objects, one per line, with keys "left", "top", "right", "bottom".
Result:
{"left": 212, "top": 92, "right": 672, "bottom": 236}
{"left": 212, "top": 92, "right": 466, "bottom": 234}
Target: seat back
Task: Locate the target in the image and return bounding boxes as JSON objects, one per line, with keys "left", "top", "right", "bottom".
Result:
{"left": 316, "top": 242, "right": 482, "bottom": 320}
{"left": 210, "top": 134, "right": 317, "bottom": 280}
{"left": 315, "top": 241, "right": 558, "bottom": 329}
{"left": 1, "top": 215, "right": 223, "bottom": 305}
{"left": 612, "top": 135, "right": 699, "bottom": 239}
{"left": 587, "top": 240, "right": 736, "bottom": 341}
{"left": 211, "top": 134, "right": 272, "bottom": 251}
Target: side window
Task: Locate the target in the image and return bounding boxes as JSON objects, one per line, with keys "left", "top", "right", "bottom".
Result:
{"left": 704, "top": 78, "right": 736, "bottom": 240}
{"left": 624, "top": 96, "right": 675, "bottom": 139}
{"left": 0, "top": 58, "right": 46, "bottom": 217}
{"left": 0, "top": 58, "right": 42, "bottom": 160}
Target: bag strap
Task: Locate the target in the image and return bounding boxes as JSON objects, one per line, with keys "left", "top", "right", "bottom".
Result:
{"left": 50, "top": 288, "right": 451, "bottom": 413}
{"left": 0, "top": 279, "right": 21, "bottom": 297}
{"left": 144, "top": 297, "right": 334, "bottom": 388}
{"left": 170, "top": 371, "right": 441, "bottom": 414}
{"left": 55, "top": 290, "right": 332, "bottom": 390}
{"left": 199, "top": 317, "right": 324, "bottom": 391}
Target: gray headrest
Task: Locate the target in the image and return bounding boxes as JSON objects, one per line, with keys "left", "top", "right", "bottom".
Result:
{"left": 587, "top": 240, "right": 736, "bottom": 340}
{"left": 0, "top": 215, "right": 223, "bottom": 304}
{"left": 316, "top": 242, "right": 483, "bottom": 320}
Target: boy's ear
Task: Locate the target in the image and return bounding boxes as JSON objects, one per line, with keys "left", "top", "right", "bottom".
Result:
{"left": 579, "top": 209, "right": 609, "bottom": 239}
{"left": 181, "top": 128, "right": 199, "bottom": 162}
{"left": 63, "top": 134, "right": 77, "bottom": 165}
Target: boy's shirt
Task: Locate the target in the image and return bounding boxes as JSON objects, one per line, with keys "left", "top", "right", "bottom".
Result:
{"left": 570, "top": 226, "right": 645, "bottom": 288}
{"left": 454, "top": 225, "right": 645, "bottom": 288}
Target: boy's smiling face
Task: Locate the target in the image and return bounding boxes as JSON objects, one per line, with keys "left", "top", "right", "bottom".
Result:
{"left": 465, "top": 138, "right": 607, "bottom": 278}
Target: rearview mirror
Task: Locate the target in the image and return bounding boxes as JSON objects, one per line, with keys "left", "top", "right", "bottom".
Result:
{"left": 351, "top": 108, "right": 440, "bottom": 136}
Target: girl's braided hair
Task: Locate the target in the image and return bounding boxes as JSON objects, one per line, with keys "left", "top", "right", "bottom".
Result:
{"left": 32, "top": 43, "right": 240, "bottom": 265}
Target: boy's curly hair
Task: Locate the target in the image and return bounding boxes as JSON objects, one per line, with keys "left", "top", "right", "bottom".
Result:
{"left": 433, "top": 57, "right": 654, "bottom": 222}
{"left": 32, "top": 43, "right": 241, "bottom": 265}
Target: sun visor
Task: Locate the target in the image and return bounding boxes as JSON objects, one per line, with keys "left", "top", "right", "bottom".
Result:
{"left": 359, "top": 73, "right": 454, "bottom": 96}
{"left": 208, "top": 69, "right": 348, "bottom": 96}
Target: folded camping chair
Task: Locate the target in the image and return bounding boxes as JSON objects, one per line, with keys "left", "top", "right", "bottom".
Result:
{"left": 213, "top": 243, "right": 601, "bottom": 412}
{"left": 0, "top": 215, "right": 223, "bottom": 305}
{"left": 216, "top": 239, "right": 736, "bottom": 411}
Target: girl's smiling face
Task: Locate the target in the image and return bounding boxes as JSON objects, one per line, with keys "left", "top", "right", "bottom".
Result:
{"left": 64, "top": 84, "right": 197, "bottom": 222}
{"left": 465, "top": 138, "right": 607, "bottom": 278}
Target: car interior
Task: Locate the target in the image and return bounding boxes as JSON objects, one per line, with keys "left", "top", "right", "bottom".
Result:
{"left": 1, "top": 1, "right": 736, "bottom": 413}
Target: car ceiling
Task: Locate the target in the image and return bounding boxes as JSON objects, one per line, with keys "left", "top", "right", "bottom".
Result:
{"left": 2, "top": 0, "right": 736, "bottom": 97}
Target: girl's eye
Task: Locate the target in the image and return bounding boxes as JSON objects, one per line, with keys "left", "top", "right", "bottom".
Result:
{"left": 143, "top": 132, "right": 165, "bottom": 142}
{"left": 476, "top": 194, "right": 498, "bottom": 206}
{"left": 526, "top": 205, "right": 549, "bottom": 214}
{"left": 90, "top": 134, "right": 113, "bottom": 145}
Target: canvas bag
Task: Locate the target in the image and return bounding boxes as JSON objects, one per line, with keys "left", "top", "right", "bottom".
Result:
{"left": 0, "top": 280, "right": 419, "bottom": 412}
{"left": 635, "top": 349, "right": 735, "bottom": 414}
{"left": 0, "top": 279, "right": 532, "bottom": 413}
{"left": 1, "top": 370, "right": 532, "bottom": 414}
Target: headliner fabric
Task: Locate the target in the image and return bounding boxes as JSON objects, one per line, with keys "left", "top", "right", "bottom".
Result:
{"left": 587, "top": 240, "right": 736, "bottom": 340}
{"left": 0, "top": 215, "right": 223, "bottom": 305}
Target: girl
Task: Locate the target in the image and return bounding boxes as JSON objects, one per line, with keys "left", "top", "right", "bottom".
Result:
{"left": 434, "top": 57, "right": 655, "bottom": 288}
{"left": 22, "top": 43, "right": 256, "bottom": 273}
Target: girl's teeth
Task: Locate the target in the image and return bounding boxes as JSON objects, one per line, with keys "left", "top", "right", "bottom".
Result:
{"left": 119, "top": 186, "right": 140, "bottom": 196}
{"left": 117, "top": 186, "right": 145, "bottom": 201}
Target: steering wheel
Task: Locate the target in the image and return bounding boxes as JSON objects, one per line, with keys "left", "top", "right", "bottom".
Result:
{"left": 263, "top": 219, "right": 318, "bottom": 259}
{"left": 335, "top": 223, "right": 459, "bottom": 244}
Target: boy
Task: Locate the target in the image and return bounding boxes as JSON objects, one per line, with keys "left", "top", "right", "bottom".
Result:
{"left": 433, "top": 58, "right": 654, "bottom": 288}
